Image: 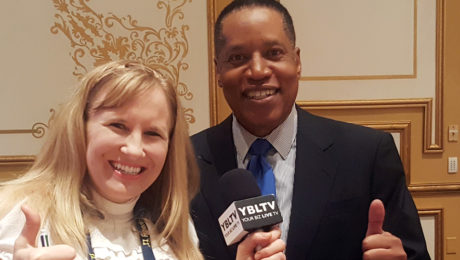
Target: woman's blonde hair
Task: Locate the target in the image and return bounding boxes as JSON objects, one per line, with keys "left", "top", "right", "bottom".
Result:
{"left": 0, "top": 60, "right": 202, "bottom": 259}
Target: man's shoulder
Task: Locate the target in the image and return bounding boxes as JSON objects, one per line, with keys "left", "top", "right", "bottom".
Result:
{"left": 191, "top": 123, "right": 220, "bottom": 146}
{"left": 191, "top": 116, "right": 232, "bottom": 143}
{"left": 190, "top": 127, "right": 209, "bottom": 143}
{"left": 297, "top": 108, "right": 388, "bottom": 139}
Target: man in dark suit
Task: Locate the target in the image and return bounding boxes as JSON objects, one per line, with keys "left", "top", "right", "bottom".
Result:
{"left": 191, "top": 0, "right": 430, "bottom": 259}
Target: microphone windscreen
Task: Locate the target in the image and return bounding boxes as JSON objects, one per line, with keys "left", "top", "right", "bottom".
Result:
{"left": 218, "top": 168, "right": 261, "bottom": 207}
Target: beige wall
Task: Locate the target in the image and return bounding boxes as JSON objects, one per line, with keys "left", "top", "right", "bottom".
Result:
{"left": 0, "top": 0, "right": 210, "bottom": 157}
{"left": 0, "top": 0, "right": 210, "bottom": 180}
{"left": 0, "top": 0, "right": 210, "bottom": 176}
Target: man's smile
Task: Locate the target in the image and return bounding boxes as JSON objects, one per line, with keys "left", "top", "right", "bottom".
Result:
{"left": 245, "top": 89, "right": 277, "bottom": 100}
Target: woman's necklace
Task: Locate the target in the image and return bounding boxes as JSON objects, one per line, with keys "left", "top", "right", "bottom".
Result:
{"left": 86, "top": 218, "right": 156, "bottom": 260}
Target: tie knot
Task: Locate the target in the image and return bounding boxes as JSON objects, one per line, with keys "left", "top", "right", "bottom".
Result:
{"left": 248, "top": 138, "right": 272, "bottom": 156}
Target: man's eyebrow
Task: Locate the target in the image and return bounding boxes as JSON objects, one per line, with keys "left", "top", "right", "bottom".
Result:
{"left": 263, "top": 39, "right": 285, "bottom": 48}
{"left": 224, "top": 40, "right": 282, "bottom": 52}
{"left": 217, "top": 45, "right": 245, "bottom": 60}
{"left": 223, "top": 44, "right": 245, "bottom": 53}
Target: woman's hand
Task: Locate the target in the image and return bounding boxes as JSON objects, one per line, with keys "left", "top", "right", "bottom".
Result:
{"left": 236, "top": 227, "right": 286, "bottom": 260}
{"left": 13, "top": 205, "right": 76, "bottom": 260}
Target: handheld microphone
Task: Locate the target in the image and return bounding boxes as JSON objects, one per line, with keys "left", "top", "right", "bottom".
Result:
{"left": 217, "top": 169, "right": 283, "bottom": 246}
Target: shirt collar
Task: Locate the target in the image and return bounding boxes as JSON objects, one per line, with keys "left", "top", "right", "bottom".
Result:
{"left": 232, "top": 105, "right": 297, "bottom": 160}
{"left": 91, "top": 189, "right": 139, "bottom": 219}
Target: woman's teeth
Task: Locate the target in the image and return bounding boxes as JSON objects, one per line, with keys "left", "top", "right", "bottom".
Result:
{"left": 112, "top": 162, "right": 142, "bottom": 175}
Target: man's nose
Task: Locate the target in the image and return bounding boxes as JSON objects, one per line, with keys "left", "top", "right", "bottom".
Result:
{"left": 120, "top": 132, "right": 146, "bottom": 157}
{"left": 247, "top": 54, "right": 271, "bottom": 81}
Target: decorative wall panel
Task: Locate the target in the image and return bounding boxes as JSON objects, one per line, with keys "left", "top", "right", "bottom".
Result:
{"left": 285, "top": 0, "right": 444, "bottom": 152}
{"left": 0, "top": 0, "right": 209, "bottom": 161}
{"left": 419, "top": 209, "right": 443, "bottom": 260}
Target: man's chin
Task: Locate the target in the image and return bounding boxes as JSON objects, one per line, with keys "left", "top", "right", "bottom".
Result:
{"left": 238, "top": 117, "right": 280, "bottom": 137}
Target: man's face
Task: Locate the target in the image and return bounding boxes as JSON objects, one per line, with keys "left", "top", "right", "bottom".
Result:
{"left": 216, "top": 7, "right": 301, "bottom": 137}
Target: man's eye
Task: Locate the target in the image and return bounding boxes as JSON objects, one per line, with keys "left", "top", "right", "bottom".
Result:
{"left": 227, "top": 54, "right": 246, "bottom": 64}
{"left": 267, "top": 49, "right": 283, "bottom": 59}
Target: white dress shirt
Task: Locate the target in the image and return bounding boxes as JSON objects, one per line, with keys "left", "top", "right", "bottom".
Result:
{"left": 232, "top": 105, "right": 297, "bottom": 242}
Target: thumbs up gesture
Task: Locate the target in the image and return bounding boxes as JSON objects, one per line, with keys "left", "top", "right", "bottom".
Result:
{"left": 362, "top": 199, "right": 407, "bottom": 260}
{"left": 13, "top": 205, "right": 76, "bottom": 260}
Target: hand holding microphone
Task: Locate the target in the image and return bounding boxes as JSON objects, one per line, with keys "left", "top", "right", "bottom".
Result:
{"left": 237, "top": 226, "right": 286, "bottom": 260}
{"left": 13, "top": 205, "right": 76, "bottom": 260}
{"left": 218, "top": 169, "right": 285, "bottom": 259}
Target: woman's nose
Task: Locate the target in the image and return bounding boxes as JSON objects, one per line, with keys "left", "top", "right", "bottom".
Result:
{"left": 120, "top": 132, "right": 146, "bottom": 157}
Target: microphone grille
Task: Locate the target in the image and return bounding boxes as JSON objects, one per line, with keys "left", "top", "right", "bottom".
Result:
{"left": 218, "top": 168, "right": 261, "bottom": 207}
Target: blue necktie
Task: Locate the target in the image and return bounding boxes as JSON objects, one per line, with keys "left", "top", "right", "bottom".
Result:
{"left": 247, "top": 138, "right": 276, "bottom": 196}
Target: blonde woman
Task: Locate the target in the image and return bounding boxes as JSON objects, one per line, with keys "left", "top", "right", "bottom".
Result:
{"left": 0, "top": 60, "right": 285, "bottom": 260}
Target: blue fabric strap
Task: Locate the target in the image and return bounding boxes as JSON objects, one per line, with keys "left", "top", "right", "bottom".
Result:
{"left": 247, "top": 138, "right": 276, "bottom": 196}
{"left": 86, "top": 219, "right": 155, "bottom": 260}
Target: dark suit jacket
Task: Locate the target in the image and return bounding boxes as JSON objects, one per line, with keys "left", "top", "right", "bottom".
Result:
{"left": 191, "top": 107, "right": 430, "bottom": 260}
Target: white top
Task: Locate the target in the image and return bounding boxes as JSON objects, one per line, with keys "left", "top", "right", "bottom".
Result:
{"left": 232, "top": 105, "right": 297, "bottom": 243}
{"left": 0, "top": 192, "right": 198, "bottom": 260}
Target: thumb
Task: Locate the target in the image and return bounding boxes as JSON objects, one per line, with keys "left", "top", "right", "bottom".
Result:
{"left": 15, "top": 205, "right": 42, "bottom": 249}
{"left": 365, "top": 199, "right": 385, "bottom": 237}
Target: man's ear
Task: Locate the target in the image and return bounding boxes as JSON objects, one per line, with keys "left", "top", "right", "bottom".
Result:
{"left": 295, "top": 47, "right": 302, "bottom": 78}
{"left": 215, "top": 58, "right": 223, "bottom": 88}
{"left": 214, "top": 57, "right": 220, "bottom": 73}
{"left": 216, "top": 76, "right": 223, "bottom": 88}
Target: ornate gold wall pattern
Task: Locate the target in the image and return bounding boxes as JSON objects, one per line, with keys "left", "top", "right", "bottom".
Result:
{"left": 50, "top": 0, "right": 195, "bottom": 123}
{"left": 0, "top": 109, "right": 55, "bottom": 139}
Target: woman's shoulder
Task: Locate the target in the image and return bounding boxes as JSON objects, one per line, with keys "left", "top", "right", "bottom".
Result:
{"left": 0, "top": 199, "right": 27, "bottom": 227}
{"left": 144, "top": 218, "right": 180, "bottom": 260}
{"left": 0, "top": 200, "right": 27, "bottom": 258}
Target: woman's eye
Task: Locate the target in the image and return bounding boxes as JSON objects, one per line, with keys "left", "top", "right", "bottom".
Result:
{"left": 110, "top": 123, "right": 126, "bottom": 130}
{"left": 145, "top": 131, "right": 159, "bottom": 137}
{"left": 145, "top": 131, "right": 168, "bottom": 141}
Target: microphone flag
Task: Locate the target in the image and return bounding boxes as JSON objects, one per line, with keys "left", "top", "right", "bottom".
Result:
{"left": 218, "top": 194, "right": 282, "bottom": 246}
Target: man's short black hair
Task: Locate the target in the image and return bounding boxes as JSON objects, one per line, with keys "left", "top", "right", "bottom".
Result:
{"left": 214, "top": 0, "right": 296, "bottom": 57}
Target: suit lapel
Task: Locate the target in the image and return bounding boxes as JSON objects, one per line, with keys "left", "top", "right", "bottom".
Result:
{"left": 200, "top": 116, "right": 240, "bottom": 258}
{"left": 286, "top": 108, "right": 338, "bottom": 259}
{"left": 206, "top": 116, "right": 238, "bottom": 175}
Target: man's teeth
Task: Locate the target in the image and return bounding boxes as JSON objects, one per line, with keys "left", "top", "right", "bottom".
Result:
{"left": 246, "top": 89, "right": 276, "bottom": 100}
{"left": 113, "top": 162, "right": 142, "bottom": 175}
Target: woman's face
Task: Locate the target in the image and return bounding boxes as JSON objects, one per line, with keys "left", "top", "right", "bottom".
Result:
{"left": 85, "top": 84, "right": 171, "bottom": 203}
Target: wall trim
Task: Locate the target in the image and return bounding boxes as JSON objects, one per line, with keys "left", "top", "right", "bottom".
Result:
{"left": 410, "top": 183, "right": 460, "bottom": 194}
{"left": 0, "top": 156, "right": 35, "bottom": 167}
{"left": 299, "top": 0, "right": 418, "bottom": 81}
{"left": 297, "top": 98, "right": 441, "bottom": 153}
{"left": 418, "top": 208, "right": 444, "bottom": 260}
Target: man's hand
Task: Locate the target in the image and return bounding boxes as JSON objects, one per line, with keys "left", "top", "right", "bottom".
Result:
{"left": 362, "top": 199, "right": 407, "bottom": 260}
{"left": 13, "top": 205, "right": 76, "bottom": 260}
{"left": 236, "top": 227, "right": 286, "bottom": 260}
